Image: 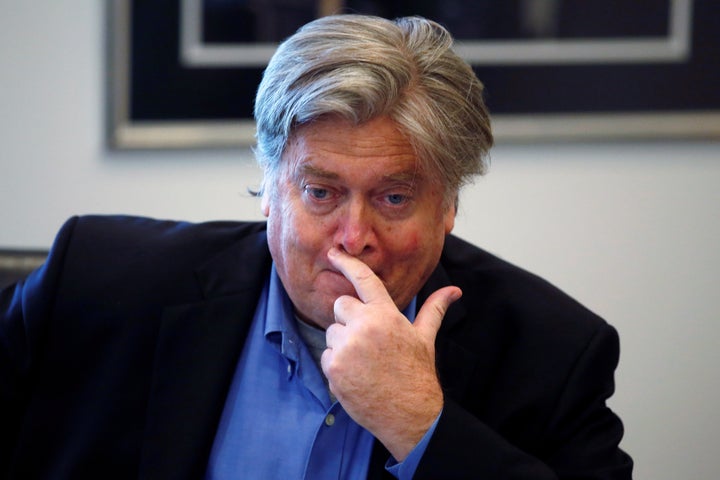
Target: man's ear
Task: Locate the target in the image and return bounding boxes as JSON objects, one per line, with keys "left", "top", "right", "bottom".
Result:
{"left": 444, "top": 195, "right": 458, "bottom": 234}
{"left": 444, "top": 205, "right": 455, "bottom": 234}
{"left": 261, "top": 188, "right": 270, "bottom": 217}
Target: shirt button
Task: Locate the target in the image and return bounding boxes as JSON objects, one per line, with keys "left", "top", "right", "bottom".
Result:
{"left": 325, "top": 413, "right": 335, "bottom": 426}
{"left": 287, "top": 364, "right": 292, "bottom": 375}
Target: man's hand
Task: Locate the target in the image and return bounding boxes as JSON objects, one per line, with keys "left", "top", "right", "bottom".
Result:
{"left": 321, "top": 247, "right": 462, "bottom": 461}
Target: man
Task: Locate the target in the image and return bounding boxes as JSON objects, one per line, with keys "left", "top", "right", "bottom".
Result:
{"left": 0, "top": 14, "right": 632, "bottom": 479}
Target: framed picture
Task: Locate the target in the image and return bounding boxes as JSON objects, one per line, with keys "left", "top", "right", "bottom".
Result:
{"left": 108, "top": 0, "right": 720, "bottom": 148}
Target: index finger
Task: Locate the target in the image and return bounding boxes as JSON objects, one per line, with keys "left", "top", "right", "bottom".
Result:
{"left": 327, "top": 247, "right": 393, "bottom": 305}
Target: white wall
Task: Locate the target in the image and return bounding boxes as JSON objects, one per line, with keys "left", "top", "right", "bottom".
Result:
{"left": 2, "top": 3, "right": 719, "bottom": 478}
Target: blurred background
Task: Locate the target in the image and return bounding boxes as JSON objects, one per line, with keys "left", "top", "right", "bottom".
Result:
{"left": 1, "top": 2, "right": 719, "bottom": 478}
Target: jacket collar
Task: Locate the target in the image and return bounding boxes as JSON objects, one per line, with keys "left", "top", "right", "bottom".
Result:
{"left": 139, "top": 229, "right": 272, "bottom": 479}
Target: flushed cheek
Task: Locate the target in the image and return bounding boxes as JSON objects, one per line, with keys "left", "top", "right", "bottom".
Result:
{"left": 381, "top": 233, "right": 429, "bottom": 289}
{"left": 383, "top": 229, "right": 421, "bottom": 260}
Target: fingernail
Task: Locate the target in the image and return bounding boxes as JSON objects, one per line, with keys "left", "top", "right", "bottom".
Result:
{"left": 450, "top": 288, "right": 463, "bottom": 302}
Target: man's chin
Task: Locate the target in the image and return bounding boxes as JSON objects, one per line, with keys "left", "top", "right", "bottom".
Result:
{"left": 316, "top": 271, "right": 358, "bottom": 297}
{"left": 293, "top": 302, "right": 335, "bottom": 329}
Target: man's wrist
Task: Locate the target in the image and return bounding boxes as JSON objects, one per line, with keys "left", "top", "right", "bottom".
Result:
{"left": 385, "top": 409, "right": 442, "bottom": 480}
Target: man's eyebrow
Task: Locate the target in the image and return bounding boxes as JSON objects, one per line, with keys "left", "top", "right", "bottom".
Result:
{"left": 296, "top": 164, "right": 420, "bottom": 183}
{"left": 293, "top": 163, "right": 421, "bottom": 188}
{"left": 382, "top": 171, "right": 421, "bottom": 184}
{"left": 296, "top": 164, "right": 339, "bottom": 180}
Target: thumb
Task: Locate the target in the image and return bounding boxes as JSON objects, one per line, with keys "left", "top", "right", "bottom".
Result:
{"left": 414, "top": 286, "right": 462, "bottom": 343}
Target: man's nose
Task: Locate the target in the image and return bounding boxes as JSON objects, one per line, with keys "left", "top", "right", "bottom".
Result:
{"left": 334, "top": 199, "right": 376, "bottom": 257}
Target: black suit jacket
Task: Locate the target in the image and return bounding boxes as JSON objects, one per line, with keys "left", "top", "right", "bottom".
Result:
{"left": 0, "top": 215, "right": 632, "bottom": 479}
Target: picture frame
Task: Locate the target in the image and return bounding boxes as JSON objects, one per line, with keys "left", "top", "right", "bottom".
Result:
{"left": 108, "top": 0, "right": 720, "bottom": 149}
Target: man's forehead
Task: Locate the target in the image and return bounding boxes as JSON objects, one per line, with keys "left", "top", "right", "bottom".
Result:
{"left": 277, "top": 115, "right": 433, "bottom": 184}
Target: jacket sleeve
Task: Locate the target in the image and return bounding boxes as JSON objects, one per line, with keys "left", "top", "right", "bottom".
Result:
{"left": 0, "top": 216, "right": 78, "bottom": 473}
{"left": 414, "top": 323, "right": 633, "bottom": 479}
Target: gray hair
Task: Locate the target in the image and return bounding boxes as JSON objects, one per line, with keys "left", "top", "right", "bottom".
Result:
{"left": 254, "top": 14, "right": 493, "bottom": 203}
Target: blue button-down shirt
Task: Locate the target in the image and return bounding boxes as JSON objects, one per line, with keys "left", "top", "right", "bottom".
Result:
{"left": 205, "top": 265, "right": 435, "bottom": 479}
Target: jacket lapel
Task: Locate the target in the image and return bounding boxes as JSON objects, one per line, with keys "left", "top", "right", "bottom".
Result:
{"left": 420, "top": 247, "right": 506, "bottom": 414}
{"left": 139, "top": 231, "right": 272, "bottom": 480}
{"left": 367, "top": 256, "right": 481, "bottom": 479}
{"left": 418, "top": 258, "right": 480, "bottom": 400}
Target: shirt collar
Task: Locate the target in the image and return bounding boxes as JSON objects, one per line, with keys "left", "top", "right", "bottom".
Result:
{"left": 264, "top": 264, "right": 301, "bottom": 363}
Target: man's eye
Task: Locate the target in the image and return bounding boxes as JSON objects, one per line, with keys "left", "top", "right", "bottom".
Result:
{"left": 386, "top": 193, "right": 408, "bottom": 205}
{"left": 304, "top": 186, "right": 329, "bottom": 200}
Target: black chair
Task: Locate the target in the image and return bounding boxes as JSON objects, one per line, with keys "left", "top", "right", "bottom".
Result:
{"left": 0, "top": 250, "right": 47, "bottom": 291}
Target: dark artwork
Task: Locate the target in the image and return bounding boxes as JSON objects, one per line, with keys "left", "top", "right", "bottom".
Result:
{"left": 122, "top": 0, "right": 719, "bottom": 137}
{"left": 200, "top": 0, "right": 669, "bottom": 43}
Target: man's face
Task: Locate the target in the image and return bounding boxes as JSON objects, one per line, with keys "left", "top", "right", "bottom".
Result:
{"left": 262, "top": 115, "right": 455, "bottom": 329}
